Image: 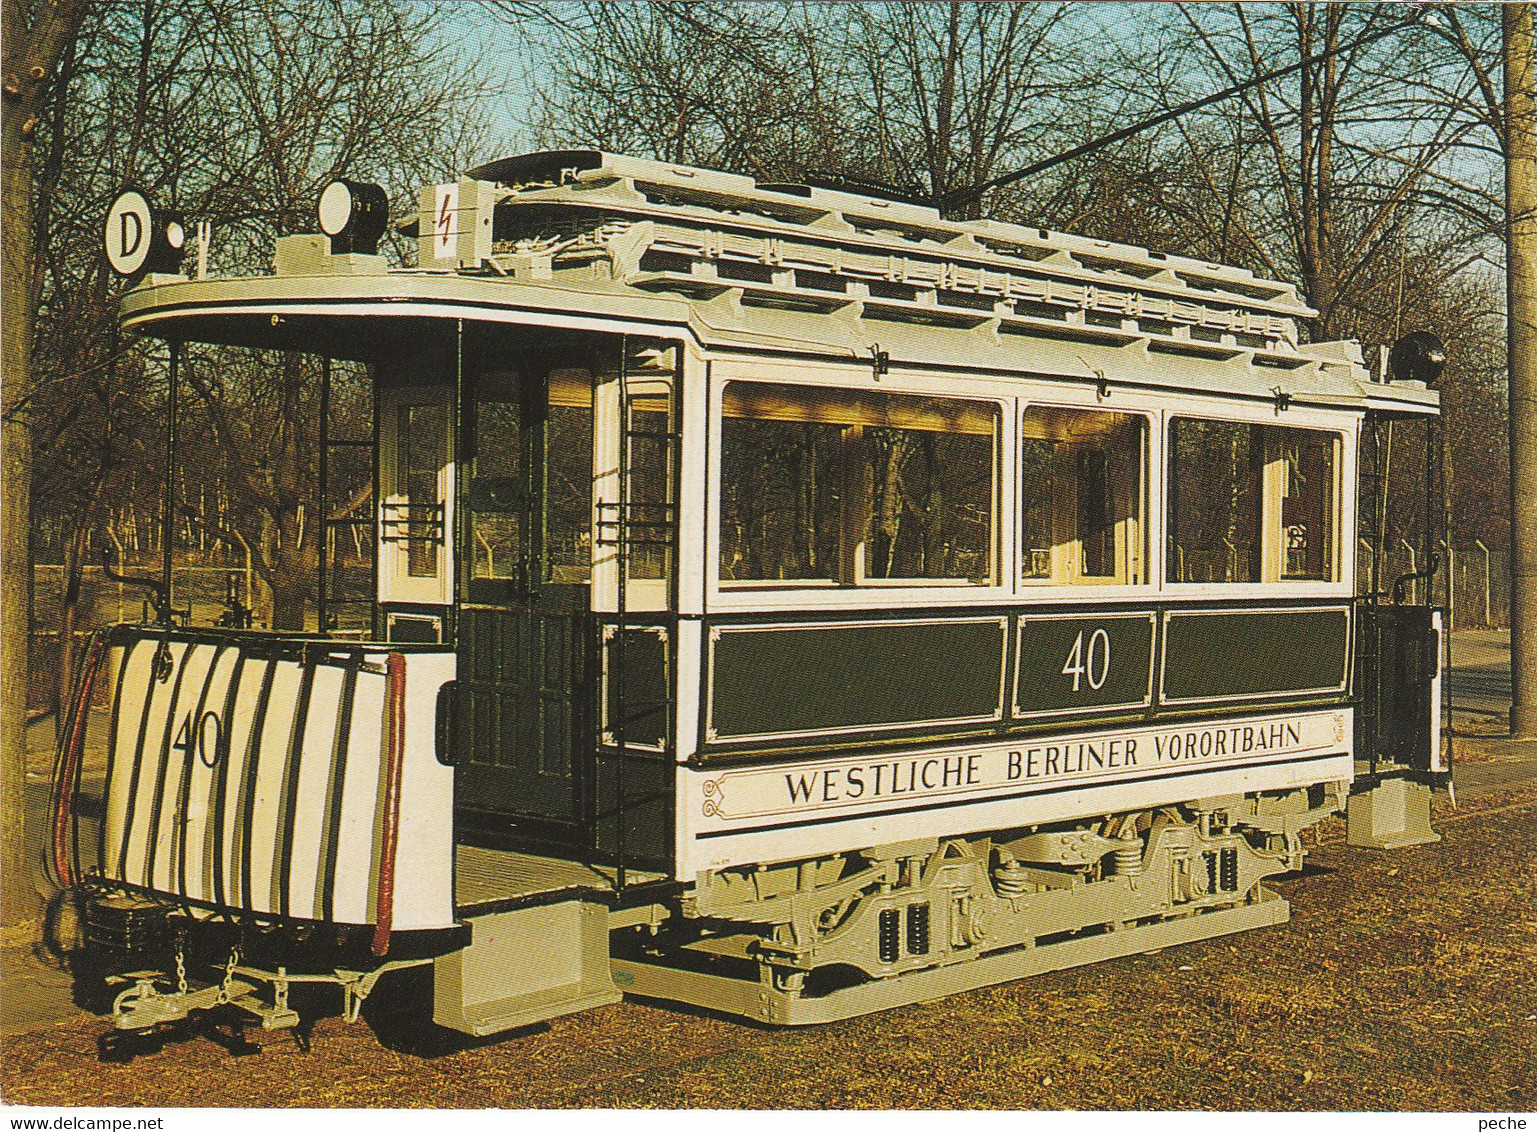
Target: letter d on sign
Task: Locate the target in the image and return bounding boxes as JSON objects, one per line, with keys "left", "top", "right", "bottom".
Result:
{"left": 104, "top": 188, "right": 153, "bottom": 276}
{"left": 119, "top": 212, "right": 142, "bottom": 260}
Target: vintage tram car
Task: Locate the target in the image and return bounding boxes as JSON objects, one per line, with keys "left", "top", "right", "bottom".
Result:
{"left": 55, "top": 151, "right": 1448, "bottom": 1037}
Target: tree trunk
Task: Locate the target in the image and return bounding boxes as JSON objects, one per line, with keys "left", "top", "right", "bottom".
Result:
{"left": 2, "top": 64, "right": 39, "bottom": 930}
{"left": 269, "top": 576, "right": 308, "bottom": 630}
{"left": 1505, "top": 3, "right": 1537, "bottom": 737}
{"left": 3, "top": 0, "right": 93, "bottom": 926}
{"left": 929, "top": 2, "right": 960, "bottom": 207}
{"left": 268, "top": 530, "right": 313, "bottom": 631}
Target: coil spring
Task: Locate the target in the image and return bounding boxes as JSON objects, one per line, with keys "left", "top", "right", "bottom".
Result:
{"left": 993, "top": 854, "right": 1032, "bottom": 898}
{"left": 905, "top": 903, "right": 930, "bottom": 956}
{"left": 1112, "top": 839, "right": 1144, "bottom": 876}
{"left": 878, "top": 908, "right": 900, "bottom": 963}
{"left": 1219, "top": 846, "right": 1239, "bottom": 892}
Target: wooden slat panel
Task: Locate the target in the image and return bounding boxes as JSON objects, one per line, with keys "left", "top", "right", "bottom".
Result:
{"left": 95, "top": 629, "right": 456, "bottom": 929}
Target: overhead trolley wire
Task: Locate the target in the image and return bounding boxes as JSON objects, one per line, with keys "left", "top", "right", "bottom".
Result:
{"left": 936, "top": 11, "right": 1428, "bottom": 214}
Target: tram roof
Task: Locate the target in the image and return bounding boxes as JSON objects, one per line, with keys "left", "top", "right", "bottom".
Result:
{"left": 118, "top": 149, "right": 1439, "bottom": 415}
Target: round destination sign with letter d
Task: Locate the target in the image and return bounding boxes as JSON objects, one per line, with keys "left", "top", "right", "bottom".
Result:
{"left": 104, "top": 188, "right": 184, "bottom": 277}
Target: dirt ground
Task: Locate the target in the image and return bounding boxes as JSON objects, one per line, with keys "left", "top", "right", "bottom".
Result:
{"left": 2, "top": 784, "right": 1533, "bottom": 1111}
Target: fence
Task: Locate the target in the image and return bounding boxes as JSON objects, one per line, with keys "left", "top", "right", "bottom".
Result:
{"left": 1359, "top": 539, "right": 1512, "bottom": 631}
{"left": 28, "top": 563, "right": 286, "bottom": 714}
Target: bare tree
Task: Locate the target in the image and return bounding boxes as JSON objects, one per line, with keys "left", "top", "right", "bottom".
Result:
{"left": 2, "top": 0, "right": 92, "bottom": 928}
{"left": 529, "top": 1, "right": 1103, "bottom": 217}
{"left": 528, "top": 2, "right": 839, "bottom": 180}
{"left": 1141, "top": 3, "right": 1489, "bottom": 341}
{"left": 1416, "top": 2, "right": 1537, "bottom": 735}
{"left": 27, "top": 0, "right": 230, "bottom": 727}
{"left": 28, "top": 0, "right": 489, "bottom": 635}
{"left": 177, "top": 0, "right": 486, "bottom": 629}
{"left": 1503, "top": 5, "right": 1537, "bottom": 738}
{"left": 837, "top": 2, "right": 1092, "bottom": 217}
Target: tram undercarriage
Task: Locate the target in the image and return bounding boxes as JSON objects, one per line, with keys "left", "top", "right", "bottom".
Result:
{"left": 609, "top": 787, "right": 1339, "bottom": 1025}
{"left": 75, "top": 784, "right": 1338, "bottom": 1036}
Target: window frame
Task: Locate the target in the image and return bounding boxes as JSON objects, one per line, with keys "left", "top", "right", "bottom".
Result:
{"left": 1162, "top": 408, "right": 1353, "bottom": 595}
{"left": 706, "top": 361, "right": 1012, "bottom": 610}
{"left": 377, "top": 382, "right": 454, "bottom": 608}
{"left": 1266, "top": 426, "right": 1340, "bottom": 584}
{"left": 1017, "top": 401, "right": 1151, "bottom": 590}
{"left": 593, "top": 368, "right": 676, "bottom": 616}
{"left": 702, "top": 360, "right": 1358, "bottom": 611}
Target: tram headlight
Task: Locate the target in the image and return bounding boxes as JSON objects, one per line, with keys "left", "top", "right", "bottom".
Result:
{"left": 317, "top": 179, "right": 389, "bottom": 254}
{"left": 1387, "top": 330, "right": 1448, "bottom": 387}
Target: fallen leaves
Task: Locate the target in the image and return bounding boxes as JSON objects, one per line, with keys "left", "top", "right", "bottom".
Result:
{"left": 1, "top": 789, "right": 1533, "bottom": 1112}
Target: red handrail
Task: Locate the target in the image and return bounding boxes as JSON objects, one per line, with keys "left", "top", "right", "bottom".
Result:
{"left": 372, "top": 652, "right": 408, "bottom": 956}
{"left": 51, "top": 632, "right": 109, "bottom": 889}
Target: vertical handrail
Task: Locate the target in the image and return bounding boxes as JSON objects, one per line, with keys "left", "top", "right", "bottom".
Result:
{"left": 1374, "top": 416, "right": 1393, "bottom": 600}
{"left": 372, "top": 651, "right": 408, "bottom": 956}
{"left": 613, "top": 337, "right": 629, "bottom": 893}
{"left": 371, "top": 369, "right": 383, "bottom": 642}
{"left": 160, "top": 342, "right": 180, "bottom": 623}
{"left": 318, "top": 356, "right": 332, "bottom": 633}
{"left": 453, "top": 321, "right": 466, "bottom": 633}
{"left": 1361, "top": 415, "right": 1382, "bottom": 775}
{"left": 1432, "top": 415, "right": 1455, "bottom": 781}
{"left": 1424, "top": 415, "right": 1439, "bottom": 606}
{"left": 49, "top": 631, "right": 109, "bottom": 889}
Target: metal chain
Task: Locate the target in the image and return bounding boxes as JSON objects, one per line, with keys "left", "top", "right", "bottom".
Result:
{"left": 216, "top": 944, "right": 242, "bottom": 1005}
{"left": 174, "top": 932, "right": 188, "bottom": 995}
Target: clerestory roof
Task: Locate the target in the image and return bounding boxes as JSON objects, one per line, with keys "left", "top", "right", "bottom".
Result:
{"left": 118, "top": 149, "right": 1439, "bottom": 414}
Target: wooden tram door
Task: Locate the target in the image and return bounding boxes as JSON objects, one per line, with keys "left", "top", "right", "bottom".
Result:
{"left": 455, "top": 362, "right": 595, "bottom": 843}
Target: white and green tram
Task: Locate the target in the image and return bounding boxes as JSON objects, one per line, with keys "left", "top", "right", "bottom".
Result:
{"left": 57, "top": 151, "right": 1449, "bottom": 1038}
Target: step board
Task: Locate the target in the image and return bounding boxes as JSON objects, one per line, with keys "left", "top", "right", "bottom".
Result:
{"left": 434, "top": 899, "right": 619, "bottom": 1036}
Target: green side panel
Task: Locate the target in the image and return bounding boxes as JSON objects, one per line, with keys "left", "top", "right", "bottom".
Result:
{"left": 594, "top": 753, "right": 671, "bottom": 867}
{"left": 1162, "top": 608, "right": 1349, "bottom": 702}
{"left": 604, "top": 627, "right": 670, "bottom": 750}
{"left": 1014, "top": 615, "right": 1154, "bottom": 716}
{"left": 709, "top": 619, "right": 1005, "bottom": 740}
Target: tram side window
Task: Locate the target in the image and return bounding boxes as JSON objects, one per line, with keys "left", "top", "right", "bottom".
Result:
{"left": 609, "top": 338, "right": 680, "bottom": 587}
{"left": 398, "top": 404, "right": 447, "bottom": 577}
{"left": 626, "top": 393, "right": 673, "bottom": 581}
{"left": 719, "top": 383, "right": 998, "bottom": 585}
{"left": 1276, "top": 428, "right": 1337, "bottom": 581}
{"left": 467, "top": 390, "right": 522, "bottom": 583}
{"left": 466, "top": 368, "right": 594, "bottom": 588}
{"left": 1019, "top": 407, "right": 1145, "bottom": 585}
{"left": 1167, "top": 418, "right": 1338, "bottom": 583}
{"left": 1167, "top": 419, "right": 1260, "bottom": 583}
{"left": 546, "top": 371, "right": 594, "bottom": 584}
{"left": 719, "top": 416, "right": 843, "bottom": 581}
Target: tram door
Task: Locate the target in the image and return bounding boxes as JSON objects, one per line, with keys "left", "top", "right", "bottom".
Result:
{"left": 1355, "top": 409, "right": 1445, "bottom": 775}
{"left": 456, "top": 362, "right": 595, "bottom": 842}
